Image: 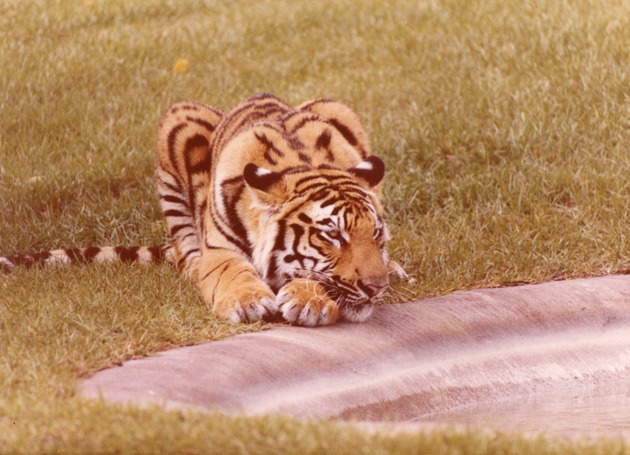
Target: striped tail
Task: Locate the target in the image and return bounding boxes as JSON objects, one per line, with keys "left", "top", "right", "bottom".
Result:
{"left": 0, "top": 245, "right": 174, "bottom": 274}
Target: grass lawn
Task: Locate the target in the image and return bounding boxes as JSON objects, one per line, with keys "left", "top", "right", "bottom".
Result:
{"left": 1, "top": 0, "right": 629, "bottom": 453}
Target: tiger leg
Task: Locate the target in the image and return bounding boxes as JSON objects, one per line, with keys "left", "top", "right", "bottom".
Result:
{"left": 276, "top": 279, "right": 340, "bottom": 327}
{"left": 197, "top": 249, "right": 277, "bottom": 323}
{"left": 156, "top": 101, "right": 222, "bottom": 280}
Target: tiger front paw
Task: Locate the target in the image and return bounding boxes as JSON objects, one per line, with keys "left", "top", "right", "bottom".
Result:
{"left": 276, "top": 279, "right": 339, "bottom": 327}
{"left": 211, "top": 282, "right": 277, "bottom": 324}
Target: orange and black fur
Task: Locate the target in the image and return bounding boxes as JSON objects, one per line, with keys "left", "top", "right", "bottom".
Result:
{"left": 1, "top": 94, "right": 406, "bottom": 326}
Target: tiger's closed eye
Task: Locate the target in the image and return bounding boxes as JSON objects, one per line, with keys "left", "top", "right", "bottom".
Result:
{"left": 327, "top": 228, "right": 343, "bottom": 240}
{"left": 318, "top": 228, "right": 346, "bottom": 246}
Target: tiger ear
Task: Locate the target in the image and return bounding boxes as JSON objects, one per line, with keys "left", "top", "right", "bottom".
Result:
{"left": 243, "top": 164, "right": 286, "bottom": 204}
{"left": 348, "top": 156, "right": 385, "bottom": 187}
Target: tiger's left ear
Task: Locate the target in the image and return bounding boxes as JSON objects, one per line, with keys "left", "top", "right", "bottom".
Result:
{"left": 348, "top": 156, "right": 385, "bottom": 187}
{"left": 243, "top": 163, "right": 286, "bottom": 205}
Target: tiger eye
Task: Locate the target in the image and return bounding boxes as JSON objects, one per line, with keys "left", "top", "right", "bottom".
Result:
{"left": 327, "top": 228, "right": 342, "bottom": 239}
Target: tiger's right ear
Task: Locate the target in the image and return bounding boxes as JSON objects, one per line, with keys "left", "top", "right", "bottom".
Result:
{"left": 243, "top": 164, "right": 286, "bottom": 205}
{"left": 348, "top": 155, "right": 385, "bottom": 187}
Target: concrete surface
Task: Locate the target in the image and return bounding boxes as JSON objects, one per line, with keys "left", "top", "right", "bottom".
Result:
{"left": 81, "top": 275, "right": 630, "bottom": 427}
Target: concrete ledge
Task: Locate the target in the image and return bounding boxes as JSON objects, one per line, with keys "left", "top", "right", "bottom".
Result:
{"left": 81, "top": 275, "right": 630, "bottom": 422}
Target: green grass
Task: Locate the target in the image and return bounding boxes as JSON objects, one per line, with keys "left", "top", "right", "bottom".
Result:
{"left": 1, "top": 0, "right": 629, "bottom": 452}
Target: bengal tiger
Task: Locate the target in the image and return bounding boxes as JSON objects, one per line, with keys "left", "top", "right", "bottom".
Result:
{"left": 1, "top": 94, "right": 406, "bottom": 326}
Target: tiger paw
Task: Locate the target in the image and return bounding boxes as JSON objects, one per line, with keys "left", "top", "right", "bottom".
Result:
{"left": 276, "top": 279, "right": 339, "bottom": 327}
{"left": 211, "top": 283, "right": 276, "bottom": 324}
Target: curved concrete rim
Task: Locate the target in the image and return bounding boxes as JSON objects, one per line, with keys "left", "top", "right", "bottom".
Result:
{"left": 81, "top": 275, "right": 630, "bottom": 432}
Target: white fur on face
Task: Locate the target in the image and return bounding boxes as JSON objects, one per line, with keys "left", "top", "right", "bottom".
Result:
{"left": 340, "top": 303, "right": 374, "bottom": 322}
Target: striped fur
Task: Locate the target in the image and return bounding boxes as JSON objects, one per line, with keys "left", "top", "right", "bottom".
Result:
{"left": 157, "top": 94, "right": 405, "bottom": 326}
{"left": 0, "top": 245, "right": 173, "bottom": 274}
{"left": 1, "top": 94, "right": 405, "bottom": 326}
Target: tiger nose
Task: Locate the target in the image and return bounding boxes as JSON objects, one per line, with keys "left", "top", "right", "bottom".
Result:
{"left": 360, "top": 280, "right": 389, "bottom": 298}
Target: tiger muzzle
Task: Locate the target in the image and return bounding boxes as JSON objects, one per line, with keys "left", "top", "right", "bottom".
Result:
{"left": 357, "top": 277, "right": 389, "bottom": 300}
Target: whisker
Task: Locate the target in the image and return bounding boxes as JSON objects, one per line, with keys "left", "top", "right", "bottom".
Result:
{"left": 381, "top": 282, "right": 416, "bottom": 303}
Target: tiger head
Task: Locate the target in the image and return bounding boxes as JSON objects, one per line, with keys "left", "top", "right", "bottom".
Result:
{"left": 244, "top": 156, "right": 390, "bottom": 319}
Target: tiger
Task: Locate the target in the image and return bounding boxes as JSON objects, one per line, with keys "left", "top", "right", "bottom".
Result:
{"left": 1, "top": 94, "right": 406, "bottom": 326}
